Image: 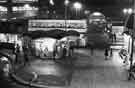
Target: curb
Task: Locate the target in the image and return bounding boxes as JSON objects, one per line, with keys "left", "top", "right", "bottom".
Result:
{"left": 10, "top": 72, "right": 55, "bottom": 88}
{"left": 0, "top": 51, "right": 67, "bottom": 88}
{"left": 10, "top": 71, "right": 69, "bottom": 88}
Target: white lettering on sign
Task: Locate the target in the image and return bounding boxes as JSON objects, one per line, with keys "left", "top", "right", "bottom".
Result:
{"left": 12, "top": 0, "right": 38, "bottom": 3}
{"left": 28, "top": 20, "right": 87, "bottom": 33}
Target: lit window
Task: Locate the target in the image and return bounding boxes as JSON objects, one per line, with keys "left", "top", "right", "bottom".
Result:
{"left": 0, "top": 6, "right": 7, "bottom": 11}
{"left": 12, "top": 7, "right": 18, "bottom": 11}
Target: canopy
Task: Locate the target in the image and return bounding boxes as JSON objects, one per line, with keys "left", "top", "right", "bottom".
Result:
{"left": 22, "top": 30, "right": 47, "bottom": 39}
{"left": 65, "top": 30, "right": 80, "bottom": 36}
{"left": 22, "top": 29, "right": 67, "bottom": 39}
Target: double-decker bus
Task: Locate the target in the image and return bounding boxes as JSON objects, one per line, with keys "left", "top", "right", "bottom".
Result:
{"left": 86, "top": 12, "right": 112, "bottom": 49}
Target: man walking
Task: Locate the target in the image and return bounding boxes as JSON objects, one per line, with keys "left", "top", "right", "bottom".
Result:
{"left": 104, "top": 48, "right": 109, "bottom": 60}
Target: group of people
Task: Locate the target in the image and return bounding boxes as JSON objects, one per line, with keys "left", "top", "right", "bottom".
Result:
{"left": 88, "top": 45, "right": 113, "bottom": 60}
{"left": 13, "top": 38, "right": 31, "bottom": 66}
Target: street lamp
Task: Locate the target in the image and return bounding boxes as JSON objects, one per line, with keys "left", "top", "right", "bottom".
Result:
{"left": 123, "top": 8, "right": 128, "bottom": 14}
{"left": 49, "top": 0, "right": 55, "bottom": 18}
{"left": 73, "top": 2, "right": 82, "bottom": 10}
{"left": 64, "top": 0, "right": 70, "bottom": 31}
{"left": 123, "top": 8, "right": 133, "bottom": 15}
{"left": 64, "top": 0, "right": 69, "bottom": 6}
{"left": 73, "top": 2, "right": 82, "bottom": 19}
{"left": 128, "top": 8, "right": 133, "bottom": 14}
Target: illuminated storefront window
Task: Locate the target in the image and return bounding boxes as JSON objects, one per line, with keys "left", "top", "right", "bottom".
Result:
{"left": 0, "top": 6, "right": 7, "bottom": 12}
{"left": 0, "top": 33, "right": 7, "bottom": 42}
{"left": 0, "top": 6, "right": 7, "bottom": 19}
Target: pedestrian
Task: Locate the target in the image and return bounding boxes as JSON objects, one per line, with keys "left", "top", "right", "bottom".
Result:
{"left": 23, "top": 46, "right": 29, "bottom": 66}
{"left": 22, "top": 35, "right": 31, "bottom": 65}
{"left": 110, "top": 47, "right": 113, "bottom": 57}
{"left": 110, "top": 33, "right": 114, "bottom": 42}
{"left": 104, "top": 48, "right": 109, "bottom": 60}
{"left": 15, "top": 44, "right": 20, "bottom": 64}
{"left": 69, "top": 41, "right": 74, "bottom": 56}
{"left": 88, "top": 43, "right": 94, "bottom": 55}
{"left": 62, "top": 46, "right": 67, "bottom": 58}
{"left": 90, "top": 46, "right": 94, "bottom": 55}
{"left": 113, "top": 33, "right": 116, "bottom": 42}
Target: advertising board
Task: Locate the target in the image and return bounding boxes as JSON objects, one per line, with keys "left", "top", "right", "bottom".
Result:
{"left": 28, "top": 20, "right": 87, "bottom": 33}
{"left": 12, "top": 0, "right": 38, "bottom": 3}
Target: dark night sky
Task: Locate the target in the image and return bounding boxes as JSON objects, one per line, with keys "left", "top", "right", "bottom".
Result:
{"left": 84, "top": 0, "right": 133, "bottom": 19}
{"left": 51, "top": 0, "right": 133, "bottom": 18}
{"left": 9, "top": 0, "right": 133, "bottom": 19}
{"left": 51, "top": 0, "right": 133, "bottom": 7}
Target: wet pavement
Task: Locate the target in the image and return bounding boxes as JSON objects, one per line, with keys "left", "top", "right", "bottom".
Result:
{"left": 2, "top": 48, "right": 135, "bottom": 88}
{"left": 0, "top": 49, "right": 75, "bottom": 88}
{"left": 69, "top": 48, "right": 135, "bottom": 88}
{"left": 1, "top": 35, "right": 135, "bottom": 88}
{"left": 14, "top": 59, "right": 74, "bottom": 86}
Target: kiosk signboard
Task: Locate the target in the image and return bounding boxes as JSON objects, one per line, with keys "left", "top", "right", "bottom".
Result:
{"left": 28, "top": 20, "right": 87, "bottom": 33}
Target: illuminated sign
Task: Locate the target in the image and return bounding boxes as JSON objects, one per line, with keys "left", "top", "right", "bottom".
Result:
{"left": 12, "top": 4, "right": 38, "bottom": 11}
{"left": 0, "top": 0, "right": 7, "bottom": 3}
{"left": 12, "top": 6, "right": 38, "bottom": 11}
{"left": 12, "top": 0, "right": 38, "bottom": 3}
{"left": 28, "top": 20, "right": 87, "bottom": 32}
{"left": 12, "top": 4, "right": 38, "bottom": 17}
